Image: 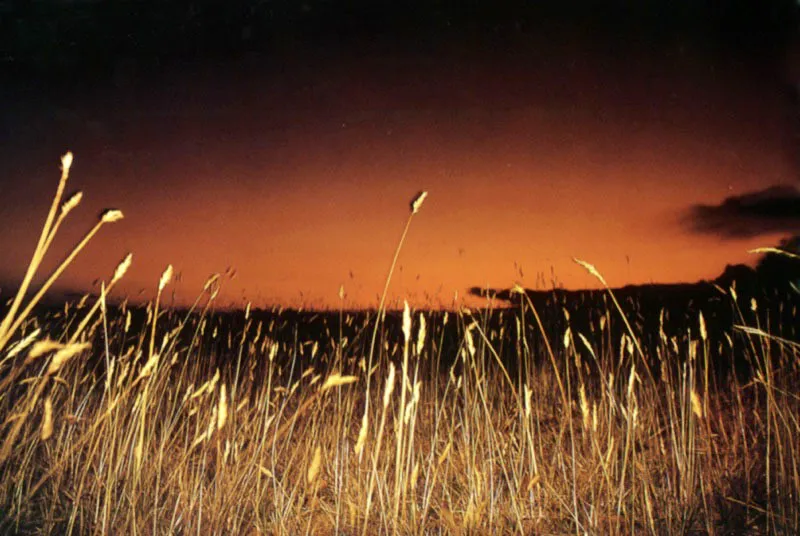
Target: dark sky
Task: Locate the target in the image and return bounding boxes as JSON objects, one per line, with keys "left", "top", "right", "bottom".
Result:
{"left": 2, "top": 0, "right": 800, "bottom": 309}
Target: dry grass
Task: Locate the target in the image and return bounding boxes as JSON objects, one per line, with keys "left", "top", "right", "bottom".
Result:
{"left": 1, "top": 155, "right": 799, "bottom": 535}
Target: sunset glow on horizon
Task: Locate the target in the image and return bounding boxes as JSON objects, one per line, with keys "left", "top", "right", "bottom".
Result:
{"left": 2, "top": 8, "right": 799, "bottom": 310}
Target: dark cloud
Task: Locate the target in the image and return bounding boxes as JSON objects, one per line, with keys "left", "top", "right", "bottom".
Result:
{"left": 685, "top": 185, "right": 800, "bottom": 238}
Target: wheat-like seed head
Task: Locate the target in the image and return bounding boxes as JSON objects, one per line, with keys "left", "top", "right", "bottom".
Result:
{"left": 203, "top": 273, "right": 220, "bottom": 292}
{"left": 217, "top": 384, "right": 228, "bottom": 431}
{"left": 410, "top": 191, "right": 428, "bottom": 214}
{"left": 47, "top": 342, "right": 91, "bottom": 375}
{"left": 627, "top": 366, "right": 637, "bottom": 398}
{"left": 101, "top": 209, "right": 124, "bottom": 223}
{"left": 158, "top": 265, "right": 173, "bottom": 292}
{"left": 259, "top": 465, "right": 274, "bottom": 479}
{"left": 307, "top": 446, "right": 321, "bottom": 485}
{"left": 206, "top": 406, "right": 217, "bottom": 439}
{"left": 112, "top": 254, "right": 133, "bottom": 284}
{"left": 437, "top": 440, "right": 452, "bottom": 466}
{"left": 465, "top": 322, "right": 476, "bottom": 358}
{"left": 524, "top": 385, "right": 532, "bottom": 419}
{"left": 137, "top": 353, "right": 159, "bottom": 380}
{"left": 61, "top": 192, "right": 82, "bottom": 216}
{"left": 691, "top": 390, "right": 703, "bottom": 420}
{"left": 61, "top": 152, "right": 73, "bottom": 173}
{"left": 134, "top": 436, "right": 143, "bottom": 468}
{"left": 320, "top": 373, "right": 358, "bottom": 393}
{"left": 28, "top": 340, "right": 64, "bottom": 360}
{"left": 579, "top": 385, "right": 590, "bottom": 431}
{"left": 402, "top": 300, "right": 411, "bottom": 344}
{"left": 41, "top": 397, "right": 53, "bottom": 441}
{"left": 383, "top": 363, "right": 396, "bottom": 409}
{"left": 699, "top": 312, "right": 707, "bottom": 342}
{"left": 354, "top": 412, "right": 368, "bottom": 459}
{"left": 9, "top": 328, "right": 41, "bottom": 360}
{"left": 416, "top": 312, "right": 426, "bottom": 356}
{"left": 574, "top": 258, "right": 608, "bottom": 286}
{"left": 410, "top": 461, "right": 420, "bottom": 494}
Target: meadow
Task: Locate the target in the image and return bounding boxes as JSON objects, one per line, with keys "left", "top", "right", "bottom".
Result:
{"left": 1, "top": 153, "right": 798, "bottom": 535}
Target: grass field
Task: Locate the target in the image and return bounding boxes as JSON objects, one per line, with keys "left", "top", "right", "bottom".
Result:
{"left": 1, "top": 154, "right": 798, "bottom": 534}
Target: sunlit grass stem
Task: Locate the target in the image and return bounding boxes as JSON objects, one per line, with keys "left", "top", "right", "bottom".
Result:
{"left": 364, "top": 192, "right": 427, "bottom": 395}
{"left": 0, "top": 153, "right": 72, "bottom": 351}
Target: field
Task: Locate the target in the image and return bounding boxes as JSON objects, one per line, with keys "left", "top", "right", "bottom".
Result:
{"left": 1, "top": 155, "right": 799, "bottom": 534}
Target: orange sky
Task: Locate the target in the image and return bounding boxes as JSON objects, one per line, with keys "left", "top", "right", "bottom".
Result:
{"left": 1, "top": 32, "right": 796, "bottom": 309}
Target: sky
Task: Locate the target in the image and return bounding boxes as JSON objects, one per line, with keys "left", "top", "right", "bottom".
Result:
{"left": 2, "top": 1, "right": 800, "bottom": 310}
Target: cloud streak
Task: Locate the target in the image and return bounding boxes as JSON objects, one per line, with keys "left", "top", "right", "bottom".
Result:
{"left": 685, "top": 185, "right": 800, "bottom": 238}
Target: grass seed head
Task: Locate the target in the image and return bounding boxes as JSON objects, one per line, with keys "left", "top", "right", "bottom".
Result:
{"left": 206, "top": 406, "right": 218, "bottom": 439}
{"left": 112, "top": 253, "right": 133, "bottom": 284}
{"left": 410, "top": 190, "right": 428, "bottom": 214}
{"left": 158, "top": 265, "right": 174, "bottom": 292}
{"left": 48, "top": 342, "right": 91, "bottom": 375}
{"left": 203, "top": 273, "right": 220, "bottom": 292}
{"left": 410, "top": 461, "right": 420, "bottom": 493}
{"left": 10, "top": 328, "right": 41, "bottom": 360}
{"left": 574, "top": 257, "right": 608, "bottom": 286}
{"left": 134, "top": 436, "right": 143, "bottom": 468}
{"left": 579, "top": 385, "right": 590, "bottom": 431}
{"left": 465, "top": 323, "right": 476, "bottom": 358}
{"left": 41, "top": 397, "right": 53, "bottom": 441}
{"left": 217, "top": 384, "right": 228, "bottom": 431}
{"left": 402, "top": 300, "right": 411, "bottom": 344}
{"left": 61, "top": 151, "right": 73, "bottom": 173}
{"left": 100, "top": 209, "right": 124, "bottom": 223}
{"left": 28, "top": 339, "right": 64, "bottom": 360}
{"left": 354, "top": 412, "right": 368, "bottom": 459}
{"left": 307, "top": 446, "right": 322, "bottom": 485}
{"left": 383, "top": 363, "right": 396, "bottom": 409}
{"left": 61, "top": 191, "right": 82, "bottom": 216}
{"left": 524, "top": 384, "right": 532, "bottom": 419}
{"left": 137, "top": 353, "right": 159, "bottom": 380}
{"left": 416, "top": 312, "right": 426, "bottom": 355}
{"left": 691, "top": 390, "right": 703, "bottom": 420}
{"left": 320, "top": 373, "right": 358, "bottom": 393}
{"left": 699, "top": 312, "right": 707, "bottom": 341}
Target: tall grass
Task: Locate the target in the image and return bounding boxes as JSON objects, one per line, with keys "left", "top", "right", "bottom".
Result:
{"left": 1, "top": 155, "right": 799, "bottom": 534}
